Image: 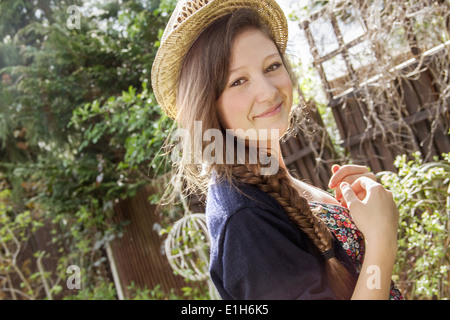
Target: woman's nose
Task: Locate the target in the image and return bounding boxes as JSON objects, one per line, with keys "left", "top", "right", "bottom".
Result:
{"left": 255, "top": 76, "right": 278, "bottom": 103}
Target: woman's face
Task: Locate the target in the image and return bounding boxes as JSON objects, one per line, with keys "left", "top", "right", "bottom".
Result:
{"left": 217, "top": 28, "right": 293, "bottom": 142}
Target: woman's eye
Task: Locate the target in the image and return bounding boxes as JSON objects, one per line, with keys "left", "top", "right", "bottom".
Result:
{"left": 266, "top": 62, "right": 281, "bottom": 72}
{"left": 229, "top": 63, "right": 282, "bottom": 87}
{"left": 231, "top": 79, "right": 245, "bottom": 87}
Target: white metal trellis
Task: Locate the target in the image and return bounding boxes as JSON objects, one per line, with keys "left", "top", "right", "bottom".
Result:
{"left": 164, "top": 180, "right": 220, "bottom": 299}
{"left": 165, "top": 212, "right": 210, "bottom": 281}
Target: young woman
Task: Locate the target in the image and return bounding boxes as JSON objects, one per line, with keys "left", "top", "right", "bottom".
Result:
{"left": 151, "top": 0, "right": 403, "bottom": 300}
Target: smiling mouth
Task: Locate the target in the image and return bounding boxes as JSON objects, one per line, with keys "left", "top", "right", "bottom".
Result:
{"left": 254, "top": 103, "right": 282, "bottom": 118}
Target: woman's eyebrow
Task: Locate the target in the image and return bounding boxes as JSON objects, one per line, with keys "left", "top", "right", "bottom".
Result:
{"left": 264, "top": 52, "right": 281, "bottom": 61}
{"left": 228, "top": 52, "right": 280, "bottom": 75}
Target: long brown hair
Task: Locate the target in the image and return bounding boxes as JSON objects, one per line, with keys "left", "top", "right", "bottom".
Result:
{"left": 164, "top": 8, "right": 354, "bottom": 299}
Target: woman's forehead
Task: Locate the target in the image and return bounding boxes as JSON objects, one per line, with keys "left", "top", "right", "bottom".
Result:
{"left": 229, "top": 29, "right": 280, "bottom": 68}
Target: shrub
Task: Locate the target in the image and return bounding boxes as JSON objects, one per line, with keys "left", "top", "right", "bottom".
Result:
{"left": 379, "top": 152, "right": 449, "bottom": 300}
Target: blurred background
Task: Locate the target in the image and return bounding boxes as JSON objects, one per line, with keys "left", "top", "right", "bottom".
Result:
{"left": 0, "top": 0, "right": 449, "bottom": 300}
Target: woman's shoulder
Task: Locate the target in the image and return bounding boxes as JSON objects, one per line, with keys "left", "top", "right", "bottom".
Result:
{"left": 205, "top": 175, "right": 286, "bottom": 237}
{"left": 205, "top": 175, "right": 281, "bottom": 219}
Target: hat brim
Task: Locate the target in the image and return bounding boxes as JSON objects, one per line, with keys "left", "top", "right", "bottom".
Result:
{"left": 151, "top": 0, "right": 288, "bottom": 120}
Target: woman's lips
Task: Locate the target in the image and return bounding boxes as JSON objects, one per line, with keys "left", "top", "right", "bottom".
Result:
{"left": 254, "top": 103, "right": 282, "bottom": 118}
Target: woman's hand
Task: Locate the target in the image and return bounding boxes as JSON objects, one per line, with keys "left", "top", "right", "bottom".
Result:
{"left": 328, "top": 164, "right": 377, "bottom": 208}
{"left": 340, "top": 177, "right": 399, "bottom": 247}
{"left": 341, "top": 177, "right": 400, "bottom": 300}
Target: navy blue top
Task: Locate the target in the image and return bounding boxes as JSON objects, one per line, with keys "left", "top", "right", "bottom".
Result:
{"left": 205, "top": 176, "right": 357, "bottom": 300}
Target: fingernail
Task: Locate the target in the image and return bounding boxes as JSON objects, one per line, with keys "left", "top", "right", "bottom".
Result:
{"left": 340, "top": 182, "right": 349, "bottom": 190}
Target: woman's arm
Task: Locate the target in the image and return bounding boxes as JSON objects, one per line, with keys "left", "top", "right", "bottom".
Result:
{"left": 339, "top": 178, "right": 399, "bottom": 300}
{"left": 351, "top": 239, "right": 397, "bottom": 299}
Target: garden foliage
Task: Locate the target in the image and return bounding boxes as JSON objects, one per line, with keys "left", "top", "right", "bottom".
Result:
{"left": 379, "top": 152, "right": 449, "bottom": 299}
{"left": 0, "top": 0, "right": 176, "bottom": 299}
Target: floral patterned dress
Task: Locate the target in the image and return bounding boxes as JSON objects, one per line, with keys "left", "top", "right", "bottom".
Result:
{"left": 309, "top": 202, "right": 404, "bottom": 300}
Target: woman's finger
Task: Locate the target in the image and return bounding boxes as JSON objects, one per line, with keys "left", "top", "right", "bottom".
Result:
{"left": 328, "top": 164, "right": 373, "bottom": 189}
{"left": 349, "top": 176, "right": 384, "bottom": 201}
{"left": 334, "top": 173, "right": 375, "bottom": 210}
{"left": 334, "top": 173, "right": 375, "bottom": 199}
{"left": 331, "top": 164, "right": 340, "bottom": 174}
{"left": 336, "top": 185, "right": 366, "bottom": 208}
{"left": 340, "top": 182, "right": 361, "bottom": 210}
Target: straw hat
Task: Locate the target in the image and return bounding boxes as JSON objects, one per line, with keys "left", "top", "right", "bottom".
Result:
{"left": 151, "top": 0, "right": 288, "bottom": 120}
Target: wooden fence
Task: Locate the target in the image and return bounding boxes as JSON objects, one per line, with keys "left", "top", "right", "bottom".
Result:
{"left": 109, "top": 184, "right": 190, "bottom": 299}
{"left": 281, "top": 100, "right": 340, "bottom": 190}
{"left": 293, "top": 1, "right": 450, "bottom": 178}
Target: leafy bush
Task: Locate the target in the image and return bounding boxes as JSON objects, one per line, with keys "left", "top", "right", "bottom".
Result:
{"left": 63, "top": 281, "right": 118, "bottom": 300}
{"left": 0, "top": 185, "right": 45, "bottom": 300}
{"left": 126, "top": 281, "right": 211, "bottom": 300}
{"left": 0, "top": 0, "right": 177, "bottom": 300}
{"left": 379, "top": 152, "right": 449, "bottom": 300}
